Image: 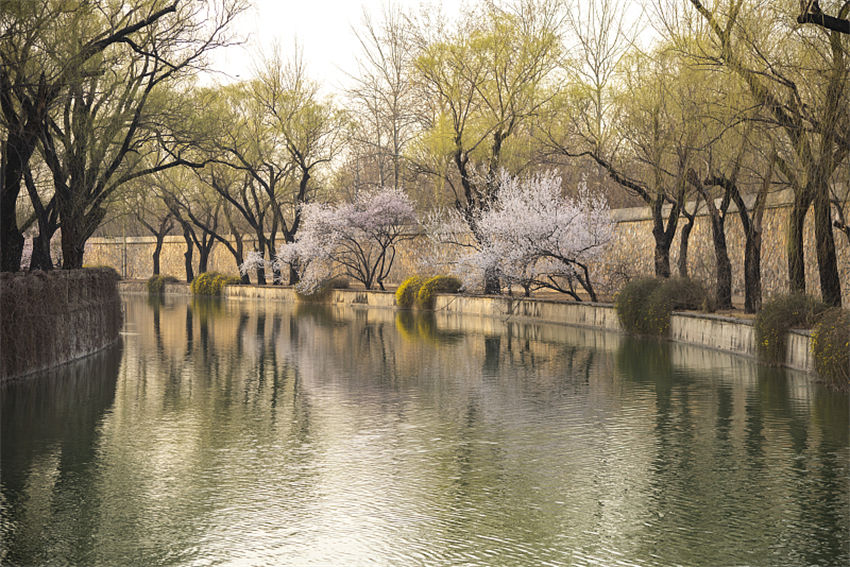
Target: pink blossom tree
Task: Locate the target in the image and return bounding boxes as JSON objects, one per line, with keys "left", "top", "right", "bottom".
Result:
{"left": 480, "top": 172, "right": 613, "bottom": 300}
{"left": 430, "top": 171, "right": 613, "bottom": 300}
{"left": 276, "top": 187, "right": 418, "bottom": 292}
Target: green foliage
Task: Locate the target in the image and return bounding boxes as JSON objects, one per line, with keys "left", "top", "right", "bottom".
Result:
{"left": 616, "top": 277, "right": 712, "bottom": 336}
{"left": 146, "top": 274, "right": 178, "bottom": 295}
{"left": 615, "top": 277, "right": 661, "bottom": 335}
{"left": 396, "top": 276, "right": 424, "bottom": 309}
{"left": 190, "top": 272, "right": 240, "bottom": 296}
{"left": 810, "top": 308, "right": 849, "bottom": 387}
{"left": 754, "top": 293, "right": 828, "bottom": 365}
{"left": 416, "top": 275, "right": 462, "bottom": 310}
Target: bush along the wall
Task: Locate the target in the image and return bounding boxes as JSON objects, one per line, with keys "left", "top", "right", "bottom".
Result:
{"left": 810, "top": 307, "right": 850, "bottom": 388}
{"left": 416, "top": 275, "right": 462, "bottom": 310}
{"left": 614, "top": 277, "right": 660, "bottom": 334}
{"left": 190, "top": 272, "right": 241, "bottom": 296}
{"left": 396, "top": 276, "right": 424, "bottom": 309}
{"left": 146, "top": 274, "right": 178, "bottom": 295}
{"left": 754, "top": 293, "right": 828, "bottom": 365}
{"left": 616, "top": 277, "right": 712, "bottom": 336}
{"left": 295, "top": 277, "right": 350, "bottom": 303}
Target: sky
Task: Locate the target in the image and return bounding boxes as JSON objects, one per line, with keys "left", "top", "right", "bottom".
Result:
{"left": 206, "top": 0, "right": 464, "bottom": 92}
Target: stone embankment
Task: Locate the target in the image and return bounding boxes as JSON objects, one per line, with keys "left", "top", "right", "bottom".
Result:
{"left": 1, "top": 269, "right": 122, "bottom": 383}
{"left": 120, "top": 281, "right": 815, "bottom": 373}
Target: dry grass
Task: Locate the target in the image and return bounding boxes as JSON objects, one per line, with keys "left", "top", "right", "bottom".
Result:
{"left": 1, "top": 268, "right": 122, "bottom": 382}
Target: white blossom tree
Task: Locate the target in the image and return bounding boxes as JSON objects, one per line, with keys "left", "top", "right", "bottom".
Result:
{"left": 432, "top": 171, "right": 613, "bottom": 300}
{"left": 239, "top": 250, "right": 269, "bottom": 281}
{"left": 276, "top": 187, "right": 417, "bottom": 292}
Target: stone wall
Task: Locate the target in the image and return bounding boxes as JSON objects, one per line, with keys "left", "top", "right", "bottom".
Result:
{"left": 1, "top": 269, "right": 123, "bottom": 382}
{"left": 88, "top": 190, "right": 849, "bottom": 304}
{"left": 600, "top": 191, "right": 850, "bottom": 305}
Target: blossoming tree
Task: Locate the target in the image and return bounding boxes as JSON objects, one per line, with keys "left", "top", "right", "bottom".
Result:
{"left": 276, "top": 187, "right": 417, "bottom": 292}
{"left": 432, "top": 171, "right": 613, "bottom": 301}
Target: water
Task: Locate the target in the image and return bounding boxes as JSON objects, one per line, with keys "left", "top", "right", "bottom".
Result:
{"left": 2, "top": 295, "right": 848, "bottom": 566}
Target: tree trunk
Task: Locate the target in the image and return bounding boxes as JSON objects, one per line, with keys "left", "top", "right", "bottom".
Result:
{"left": 0, "top": 128, "right": 38, "bottom": 272}
{"left": 152, "top": 233, "right": 165, "bottom": 276}
{"left": 653, "top": 234, "right": 672, "bottom": 278}
{"left": 198, "top": 241, "right": 212, "bottom": 274}
{"left": 743, "top": 233, "right": 762, "bottom": 313}
{"left": 59, "top": 214, "right": 84, "bottom": 269}
{"left": 677, "top": 211, "right": 696, "bottom": 278}
{"left": 651, "top": 193, "right": 680, "bottom": 279}
{"left": 183, "top": 228, "right": 194, "bottom": 283}
{"left": 484, "top": 265, "right": 501, "bottom": 294}
{"left": 740, "top": 168, "right": 771, "bottom": 314}
{"left": 787, "top": 191, "right": 810, "bottom": 295}
{"left": 709, "top": 214, "right": 733, "bottom": 310}
{"left": 254, "top": 230, "right": 267, "bottom": 285}
{"left": 30, "top": 231, "right": 54, "bottom": 271}
{"left": 813, "top": 187, "right": 842, "bottom": 306}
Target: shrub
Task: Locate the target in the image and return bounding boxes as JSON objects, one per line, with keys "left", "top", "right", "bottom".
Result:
{"left": 616, "top": 277, "right": 712, "bottom": 336}
{"left": 146, "top": 274, "right": 178, "bottom": 295}
{"left": 811, "top": 308, "right": 849, "bottom": 387}
{"left": 295, "top": 277, "right": 349, "bottom": 303}
{"left": 396, "top": 276, "right": 424, "bottom": 309}
{"left": 615, "top": 277, "right": 661, "bottom": 334}
{"left": 645, "top": 277, "right": 714, "bottom": 335}
{"left": 754, "top": 293, "right": 828, "bottom": 365}
{"left": 190, "top": 272, "right": 241, "bottom": 296}
{"left": 416, "top": 275, "right": 462, "bottom": 310}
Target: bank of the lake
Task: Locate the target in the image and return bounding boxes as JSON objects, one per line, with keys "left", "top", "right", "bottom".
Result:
{"left": 1, "top": 269, "right": 122, "bottom": 383}
{"left": 125, "top": 281, "right": 817, "bottom": 375}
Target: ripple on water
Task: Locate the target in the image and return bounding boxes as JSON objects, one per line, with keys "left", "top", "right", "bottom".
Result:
{"left": 0, "top": 297, "right": 847, "bottom": 566}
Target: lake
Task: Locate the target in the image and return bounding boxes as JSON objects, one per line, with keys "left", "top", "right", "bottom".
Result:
{"left": 1, "top": 295, "right": 848, "bottom": 566}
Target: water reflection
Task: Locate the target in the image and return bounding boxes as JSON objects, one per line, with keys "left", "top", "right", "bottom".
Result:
{"left": 1, "top": 343, "right": 122, "bottom": 565}
{"left": 0, "top": 296, "right": 847, "bottom": 567}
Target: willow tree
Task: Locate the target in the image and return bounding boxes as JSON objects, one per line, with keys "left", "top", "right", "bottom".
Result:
{"left": 411, "top": 0, "right": 562, "bottom": 293}
{"left": 683, "top": 0, "right": 848, "bottom": 306}
{"left": 254, "top": 51, "right": 348, "bottom": 267}
{"left": 1, "top": 0, "right": 242, "bottom": 271}
{"left": 0, "top": 0, "right": 194, "bottom": 271}
{"left": 346, "top": 5, "right": 418, "bottom": 192}
{"left": 195, "top": 83, "right": 292, "bottom": 284}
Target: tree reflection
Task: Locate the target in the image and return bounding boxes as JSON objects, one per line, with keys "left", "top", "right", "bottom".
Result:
{"left": 1, "top": 343, "right": 122, "bottom": 564}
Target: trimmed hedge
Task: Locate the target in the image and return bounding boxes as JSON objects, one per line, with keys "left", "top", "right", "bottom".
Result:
{"left": 811, "top": 308, "right": 849, "bottom": 387}
{"left": 615, "top": 277, "right": 712, "bottom": 336}
{"left": 754, "top": 293, "right": 828, "bottom": 365}
{"left": 190, "top": 272, "right": 241, "bottom": 296}
{"left": 395, "top": 276, "right": 424, "bottom": 309}
{"left": 146, "top": 274, "right": 178, "bottom": 295}
{"left": 416, "top": 275, "right": 462, "bottom": 310}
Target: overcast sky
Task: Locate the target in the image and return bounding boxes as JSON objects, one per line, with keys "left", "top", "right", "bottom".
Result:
{"left": 206, "top": 0, "right": 463, "bottom": 92}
